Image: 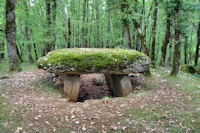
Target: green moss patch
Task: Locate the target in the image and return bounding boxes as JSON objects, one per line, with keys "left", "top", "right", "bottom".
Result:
{"left": 37, "top": 48, "right": 150, "bottom": 74}
{"left": 180, "top": 64, "right": 196, "bottom": 74}
{"left": 195, "top": 66, "right": 200, "bottom": 75}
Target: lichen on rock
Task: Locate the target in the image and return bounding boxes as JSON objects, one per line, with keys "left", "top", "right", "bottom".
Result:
{"left": 37, "top": 48, "right": 151, "bottom": 74}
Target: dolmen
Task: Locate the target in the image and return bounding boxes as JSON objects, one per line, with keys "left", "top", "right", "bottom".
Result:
{"left": 37, "top": 48, "right": 150, "bottom": 102}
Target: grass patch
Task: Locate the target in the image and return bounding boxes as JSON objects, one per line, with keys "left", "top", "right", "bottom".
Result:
{"left": 31, "top": 78, "right": 62, "bottom": 95}
{"left": 0, "top": 96, "right": 11, "bottom": 132}
{"left": 123, "top": 67, "right": 200, "bottom": 131}
{"left": 0, "top": 89, "right": 21, "bottom": 132}
{"left": 41, "top": 81, "right": 62, "bottom": 94}
{"left": 0, "top": 60, "right": 37, "bottom": 75}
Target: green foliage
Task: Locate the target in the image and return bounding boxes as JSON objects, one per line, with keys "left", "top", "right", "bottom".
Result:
{"left": 0, "top": 0, "right": 199, "bottom": 70}
{"left": 92, "top": 77, "right": 104, "bottom": 86}
{"left": 0, "top": 61, "right": 37, "bottom": 75}
{"left": 195, "top": 66, "right": 200, "bottom": 74}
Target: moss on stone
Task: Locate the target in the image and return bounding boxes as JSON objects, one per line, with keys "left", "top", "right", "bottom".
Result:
{"left": 180, "top": 64, "right": 196, "bottom": 74}
{"left": 195, "top": 66, "right": 200, "bottom": 75}
{"left": 37, "top": 48, "right": 150, "bottom": 74}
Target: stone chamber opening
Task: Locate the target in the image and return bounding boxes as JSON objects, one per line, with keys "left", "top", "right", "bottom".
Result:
{"left": 49, "top": 73, "right": 140, "bottom": 102}
{"left": 78, "top": 74, "right": 112, "bottom": 102}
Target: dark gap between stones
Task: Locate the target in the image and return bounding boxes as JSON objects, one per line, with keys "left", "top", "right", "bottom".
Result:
{"left": 78, "top": 74, "right": 112, "bottom": 102}
{"left": 51, "top": 73, "right": 140, "bottom": 102}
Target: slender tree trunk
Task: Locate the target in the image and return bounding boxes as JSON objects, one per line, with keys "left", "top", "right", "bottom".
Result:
{"left": 71, "top": 0, "right": 75, "bottom": 47}
{"left": 195, "top": 20, "right": 200, "bottom": 66}
{"left": 51, "top": 0, "right": 57, "bottom": 50}
{"left": 124, "top": 23, "right": 131, "bottom": 49}
{"left": 85, "top": 0, "right": 89, "bottom": 48}
{"left": 184, "top": 35, "right": 188, "bottom": 64}
{"left": 136, "top": 34, "right": 140, "bottom": 50}
{"left": 121, "top": 0, "right": 131, "bottom": 49}
{"left": 95, "top": 0, "right": 100, "bottom": 48}
{"left": 171, "top": 1, "right": 181, "bottom": 76}
{"left": 24, "top": 1, "right": 34, "bottom": 63}
{"left": 16, "top": 41, "right": 24, "bottom": 62}
{"left": 144, "top": 1, "right": 153, "bottom": 51}
{"left": 33, "top": 43, "right": 38, "bottom": 60}
{"left": 75, "top": 0, "right": 80, "bottom": 47}
{"left": 101, "top": 25, "right": 104, "bottom": 48}
{"left": 67, "top": 18, "right": 71, "bottom": 48}
{"left": 168, "top": 42, "right": 173, "bottom": 65}
{"left": 171, "top": 29, "right": 181, "bottom": 76}
{"left": 0, "top": 30, "right": 4, "bottom": 59}
{"left": 106, "top": 5, "right": 111, "bottom": 48}
{"left": 133, "top": 19, "right": 149, "bottom": 56}
{"left": 151, "top": 0, "right": 158, "bottom": 66}
{"left": 43, "top": 0, "right": 51, "bottom": 56}
{"left": 189, "top": 29, "right": 193, "bottom": 65}
{"left": 26, "top": 33, "right": 34, "bottom": 63}
{"left": 0, "top": 42, "right": 5, "bottom": 59}
{"left": 5, "top": 0, "right": 21, "bottom": 71}
{"left": 90, "top": 2, "right": 95, "bottom": 47}
{"left": 61, "top": 0, "right": 67, "bottom": 48}
{"left": 134, "top": 0, "right": 145, "bottom": 50}
{"left": 81, "top": 0, "right": 87, "bottom": 48}
{"left": 160, "top": 14, "right": 171, "bottom": 66}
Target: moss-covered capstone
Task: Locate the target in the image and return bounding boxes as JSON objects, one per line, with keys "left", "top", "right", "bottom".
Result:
{"left": 37, "top": 48, "right": 150, "bottom": 74}
{"left": 180, "top": 64, "right": 196, "bottom": 74}
{"left": 195, "top": 66, "right": 200, "bottom": 75}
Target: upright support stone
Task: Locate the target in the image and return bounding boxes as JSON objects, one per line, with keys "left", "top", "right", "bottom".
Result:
{"left": 64, "top": 75, "right": 80, "bottom": 102}
{"left": 105, "top": 73, "right": 133, "bottom": 97}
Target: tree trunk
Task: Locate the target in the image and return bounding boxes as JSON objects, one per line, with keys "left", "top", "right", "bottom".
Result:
{"left": 133, "top": 19, "right": 149, "bottom": 56}
{"left": 43, "top": 0, "right": 51, "bottom": 56}
{"left": 194, "top": 20, "right": 200, "bottom": 67}
{"left": 171, "top": 1, "right": 181, "bottom": 76}
{"left": 160, "top": 14, "right": 171, "bottom": 66}
{"left": 189, "top": 29, "right": 193, "bottom": 65}
{"left": 95, "top": 0, "right": 100, "bottom": 48}
{"left": 144, "top": 1, "right": 153, "bottom": 51}
{"left": 33, "top": 43, "right": 38, "bottom": 60}
{"left": 67, "top": 18, "right": 71, "bottom": 48}
{"left": 124, "top": 23, "right": 131, "bottom": 49}
{"left": 136, "top": 34, "right": 140, "bottom": 50}
{"left": 0, "top": 42, "right": 5, "bottom": 59}
{"left": 51, "top": 0, "right": 57, "bottom": 50}
{"left": 81, "top": 0, "right": 87, "bottom": 48}
{"left": 85, "top": 0, "right": 89, "bottom": 48}
{"left": 101, "top": 25, "right": 104, "bottom": 48}
{"left": 16, "top": 42, "right": 24, "bottom": 62}
{"left": 151, "top": 0, "right": 158, "bottom": 66}
{"left": 121, "top": 0, "right": 131, "bottom": 49}
{"left": 134, "top": 0, "right": 145, "bottom": 50}
{"left": 106, "top": 4, "right": 111, "bottom": 48}
{"left": 5, "top": 0, "right": 21, "bottom": 71}
{"left": 184, "top": 35, "right": 188, "bottom": 64}
{"left": 24, "top": 1, "right": 34, "bottom": 63}
{"left": 168, "top": 42, "right": 173, "bottom": 65}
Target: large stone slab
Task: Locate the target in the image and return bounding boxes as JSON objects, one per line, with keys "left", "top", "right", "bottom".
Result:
{"left": 105, "top": 74, "right": 132, "bottom": 97}
{"left": 64, "top": 75, "right": 80, "bottom": 102}
{"left": 37, "top": 48, "right": 150, "bottom": 74}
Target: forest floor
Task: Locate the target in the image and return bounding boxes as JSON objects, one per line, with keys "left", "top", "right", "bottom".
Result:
{"left": 0, "top": 62, "right": 200, "bottom": 133}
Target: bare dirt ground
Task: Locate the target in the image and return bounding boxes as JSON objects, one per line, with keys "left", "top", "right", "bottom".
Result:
{"left": 0, "top": 68, "right": 199, "bottom": 133}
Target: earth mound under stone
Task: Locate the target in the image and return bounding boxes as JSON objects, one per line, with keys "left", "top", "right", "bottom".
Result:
{"left": 37, "top": 48, "right": 150, "bottom": 74}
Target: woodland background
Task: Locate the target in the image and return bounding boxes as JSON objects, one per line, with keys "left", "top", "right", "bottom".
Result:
{"left": 0, "top": 0, "right": 200, "bottom": 75}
